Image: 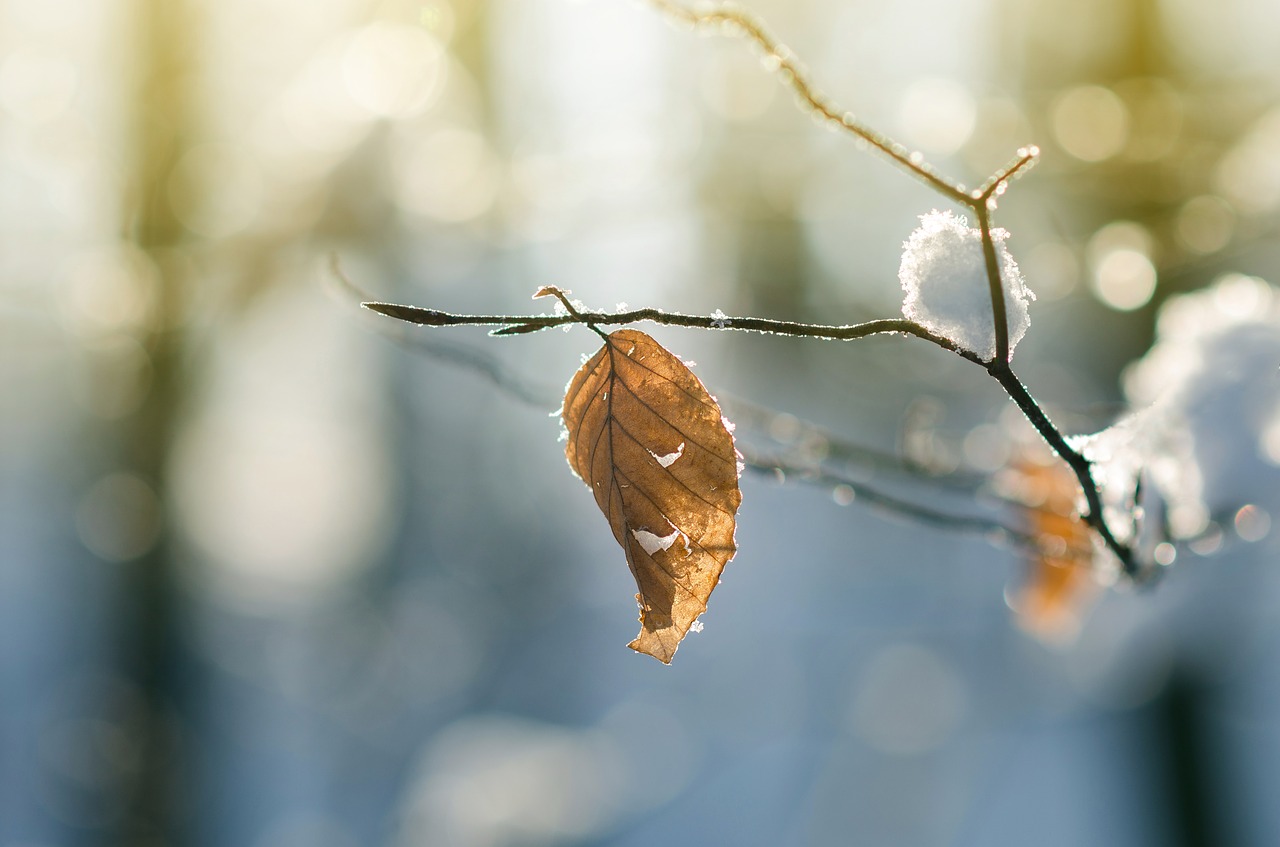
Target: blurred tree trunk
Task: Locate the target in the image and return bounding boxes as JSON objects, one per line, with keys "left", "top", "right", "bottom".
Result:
{"left": 116, "top": 0, "right": 195, "bottom": 840}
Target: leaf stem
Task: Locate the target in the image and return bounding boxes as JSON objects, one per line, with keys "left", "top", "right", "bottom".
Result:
{"left": 535, "top": 285, "right": 609, "bottom": 341}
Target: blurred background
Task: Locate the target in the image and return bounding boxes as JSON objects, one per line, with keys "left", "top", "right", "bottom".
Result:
{"left": 3, "top": 0, "right": 1280, "bottom": 844}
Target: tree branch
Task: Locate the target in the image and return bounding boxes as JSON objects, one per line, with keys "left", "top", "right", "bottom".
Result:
{"left": 975, "top": 206, "right": 1011, "bottom": 366}
{"left": 986, "top": 362, "right": 1138, "bottom": 577}
{"left": 361, "top": 288, "right": 1135, "bottom": 572}
{"left": 976, "top": 146, "right": 1041, "bottom": 202}
{"left": 362, "top": 295, "right": 986, "bottom": 364}
{"left": 356, "top": 2, "right": 1140, "bottom": 583}
{"left": 644, "top": 0, "right": 972, "bottom": 204}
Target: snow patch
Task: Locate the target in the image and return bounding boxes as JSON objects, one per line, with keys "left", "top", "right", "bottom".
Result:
{"left": 1072, "top": 410, "right": 1200, "bottom": 547}
{"left": 632, "top": 528, "right": 682, "bottom": 556}
{"left": 1122, "top": 273, "right": 1280, "bottom": 534}
{"left": 650, "top": 443, "right": 685, "bottom": 468}
{"left": 899, "top": 209, "right": 1034, "bottom": 361}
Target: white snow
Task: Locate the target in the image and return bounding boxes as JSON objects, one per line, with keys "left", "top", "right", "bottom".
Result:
{"left": 1070, "top": 409, "right": 1201, "bottom": 550}
{"left": 650, "top": 443, "right": 685, "bottom": 468}
{"left": 1121, "top": 273, "right": 1280, "bottom": 538}
{"left": 689, "top": 620, "right": 704, "bottom": 633}
{"left": 632, "top": 527, "right": 682, "bottom": 556}
{"left": 898, "top": 209, "right": 1034, "bottom": 361}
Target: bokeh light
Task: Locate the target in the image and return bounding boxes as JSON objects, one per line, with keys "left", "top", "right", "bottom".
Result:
{"left": 898, "top": 77, "right": 977, "bottom": 157}
{"left": 1087, "top": 221, "right": 1157, "bottom": 311}
{"left": 1051, "top": 85, "right": 1128, "bottom": 162}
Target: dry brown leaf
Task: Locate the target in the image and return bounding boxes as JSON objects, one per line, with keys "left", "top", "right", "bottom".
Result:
{"left": 1004, "top": 453, "right": 1099, "bottom": 643}
{"left": 562, "top": 328, "right": 742, "bottom": 663}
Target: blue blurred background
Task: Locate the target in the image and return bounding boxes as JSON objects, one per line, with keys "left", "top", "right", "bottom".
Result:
{"left": 4, "top": 0, "right": 1280, "bottom": 844}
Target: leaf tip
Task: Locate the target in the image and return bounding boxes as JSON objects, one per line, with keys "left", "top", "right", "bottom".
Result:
{"left": 628, "top": 635, "right": 676, "bottom": 665}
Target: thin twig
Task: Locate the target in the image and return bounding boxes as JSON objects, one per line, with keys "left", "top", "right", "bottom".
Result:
{"left": 986, "top": 363, "right": 1137, "bottom": 576}
{"left": 357, "top": 2, "right": 1138, "bottom": 581}
{"left": 975, "top": 206, "right": 1011, "bottom": 366}
{"left": 976, "top": 147, "right": 1041, "bottom": 201}
{"left": 362, "top": 290, "right": 1135, "bottom": 570}
{"left": 362, "top": 298, "right": 986, "bottom": 364}
{"left": 645, "top": 0, "right": 971, "bottom": 204}
{"left": 534, "top": 285, "right": 609, "bottom": 342}
{"left": 359, "top": 290, "right": 1018, "bottom": 541}
{"left": 646, "top": 0, "right": 1135, "bottom": 577}
{"left": 647, "top": 0, "right": 1042, "bottom": 215}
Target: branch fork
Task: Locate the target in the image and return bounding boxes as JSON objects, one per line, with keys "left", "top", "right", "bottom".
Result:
{"left": 363, "top": 1, "right": 1140, "bottom": 578}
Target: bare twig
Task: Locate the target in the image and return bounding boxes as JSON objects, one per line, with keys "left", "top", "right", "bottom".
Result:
{"left": 975, "top": 206, "right": 1011, "bottom": 366}
{"left": 644, "top": 0, "right": 971, "bottom": 203}
{"left": 639, "top": 2, "right": 1130, "bottom": 570}
{"left": 360, "top": 286, "right": 1018, "bottom": 539}
{"left": 359, "top": 1, "right": 1138, "bottom": 580}
{"left": 362, "top": 284, "right": 1138, "bottom": 574}
{"left": 362, "top": 296, "right": 985, "bottom": 364}
{"left": 985, "top": 364, "right": 1137, "bottom": 576}
{"left": 645, "top": 0, "right": 1043, "bottom": 215}
{"left": 976, "top": 147, "right": 1041, "bottom": 202}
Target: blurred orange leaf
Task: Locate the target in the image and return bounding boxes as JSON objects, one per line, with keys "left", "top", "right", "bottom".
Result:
{"left": 562, "top": 329, "right": 742, "bottom": 663}
{"left": 1005, "top": 454, "right": 1099, "bottom": 643}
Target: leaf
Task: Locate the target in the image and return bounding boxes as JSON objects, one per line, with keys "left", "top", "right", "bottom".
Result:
{"left": 562, "top": 328, "right": 742, "bottom": 663}
{"left": 1003, "top": 453, "right": 1099, "bottom": 644}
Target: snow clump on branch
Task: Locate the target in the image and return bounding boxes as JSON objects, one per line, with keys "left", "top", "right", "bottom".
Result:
{"left": 1121, "top": 274, "right": 1280, "bottom": 536}
{"left": 1058, "top": 274, "right": 1280, "bottom": 562}
{"left": 899, "top": 209, "right": 1034, "bottom": 361}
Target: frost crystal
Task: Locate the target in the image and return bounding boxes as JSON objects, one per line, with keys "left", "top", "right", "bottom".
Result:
{"left": 898, "top": 209, "right": 1034, "bottom": 361}
{"left": 711, "top": 309, "right": 730, "bottom": 329}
